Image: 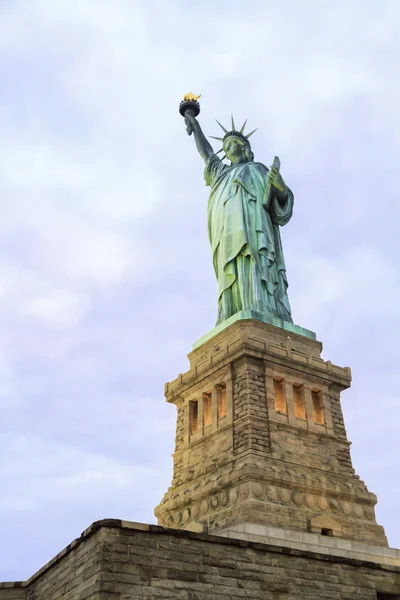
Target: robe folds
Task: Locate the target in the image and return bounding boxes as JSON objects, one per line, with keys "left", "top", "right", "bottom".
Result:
{"left": 204, "top": 154, "right": 293, "bottom": 325}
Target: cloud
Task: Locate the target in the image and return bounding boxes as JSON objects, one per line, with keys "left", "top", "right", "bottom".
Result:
{"left": 291, "top": 245, "right": 400, "bottom": 335}
{"left": 20, "top": 289, "right": 90, "bottom": 328}
{"left": 0, "top": 429, "right": 169, "bottom": 578}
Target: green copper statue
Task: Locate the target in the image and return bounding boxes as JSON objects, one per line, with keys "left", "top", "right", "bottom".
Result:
{"left": 182, "top": 98, "right": 294, "bottom": 326}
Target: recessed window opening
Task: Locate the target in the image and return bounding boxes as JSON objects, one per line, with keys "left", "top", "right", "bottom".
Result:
{"left": 312, "top": 390, "right": 325, "bottom": 424}
{"left": 273, "top": 378, "right": 287, "bottom": 413}
{"left": 376, "top": 594, "right": 400, "bottom": 600}
{"left": 189, "top": 400, "right": 198, "bottom": 434}
{"left": 321, "top": 528, "right": 333, "bottom": 537}
{"left": 203, "top": 392, "right": 212, "bottom": 426}
{"left": 293, "top": 384, "right": 306, "bottom": 419}
{"left": 217, "top": 384, "right": 227, "bottom": 419}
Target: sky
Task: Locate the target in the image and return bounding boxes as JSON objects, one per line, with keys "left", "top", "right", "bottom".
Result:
{"left": 0, "top": 0, "right": 399, "bottom": 582}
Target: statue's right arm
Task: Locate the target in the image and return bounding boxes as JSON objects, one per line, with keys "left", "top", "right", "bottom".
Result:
{"left": 185, "top": 115, "right": 214, "bottom": 164}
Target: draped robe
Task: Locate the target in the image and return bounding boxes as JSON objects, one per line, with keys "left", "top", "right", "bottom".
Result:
{"left": 204, "top": 154, "right": 293, "bottom": 325}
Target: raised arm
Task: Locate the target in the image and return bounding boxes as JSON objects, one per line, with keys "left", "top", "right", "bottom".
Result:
{"left": 185, "top": 114, "right": 214, "bottom": 164}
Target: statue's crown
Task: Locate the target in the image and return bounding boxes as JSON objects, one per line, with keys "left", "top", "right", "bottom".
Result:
{"left": 222, "top": 130, "right": 248, "bottom": 143}
{"left": 210, "top": 116, "right": 257, "bottom": 153}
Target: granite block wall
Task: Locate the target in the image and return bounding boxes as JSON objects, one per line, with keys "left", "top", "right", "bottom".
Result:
{"left": 1, "top": 521, "right": 399, "bottom": 600}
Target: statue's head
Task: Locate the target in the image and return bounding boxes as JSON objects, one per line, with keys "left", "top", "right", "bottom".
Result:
{"left": 210, "top": 117, "right": 257, "bottom": 164}
{"left": 223, "top": 135, "right": 254, "bottom": 164}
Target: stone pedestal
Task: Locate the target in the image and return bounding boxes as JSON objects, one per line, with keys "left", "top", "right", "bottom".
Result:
{"left": 154, "top": 319, "right": 387, "bottom": 546}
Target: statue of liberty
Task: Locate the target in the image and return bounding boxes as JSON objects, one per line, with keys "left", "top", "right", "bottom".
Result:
{"left": 184, "top": 107, "right": 294, "bottom": 326}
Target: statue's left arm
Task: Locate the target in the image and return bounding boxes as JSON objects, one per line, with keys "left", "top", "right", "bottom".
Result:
{"left": 268, "top": 165, "right": 288, "bottom": 204}
{"left": 266, "top": 166, "right": 294, "bottom": 226}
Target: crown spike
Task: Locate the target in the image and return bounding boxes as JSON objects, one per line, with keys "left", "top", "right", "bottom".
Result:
{"left": 215, "top": 119, "right": 228, "bottom": 134}
{"left": 231, "top": 114, "right": 235, "bottom": 131}
{"left": 240, "top": 119, "right": 248, "bottom": 134}
{"left": 246, "top": 128, "right": 258, "bottom": 139}
{"left": 216, "top": 147, "right": 225, "bottom": 154}
{"left": 209, "top": 135, "right": 224, "bottom": 141}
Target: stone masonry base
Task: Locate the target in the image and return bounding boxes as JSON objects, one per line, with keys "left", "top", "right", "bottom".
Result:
{"left": 1, "top": 520, "right": 399, "bottom": 600}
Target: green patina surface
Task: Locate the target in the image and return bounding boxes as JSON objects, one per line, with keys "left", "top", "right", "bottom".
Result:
{"left": 192, "top": 310, "right": 316, "bottom": 350}
{"left": 182, "top": 106, "right": 300, "bottom": 333}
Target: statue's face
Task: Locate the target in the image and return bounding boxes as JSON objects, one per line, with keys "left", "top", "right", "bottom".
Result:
{"left": 224, "top": 137, "right": 247, "bottom": 162}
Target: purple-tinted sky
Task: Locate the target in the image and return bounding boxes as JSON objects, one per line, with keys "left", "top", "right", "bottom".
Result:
{"left": 0, "top": 0, "right": 399, "bottom": 582}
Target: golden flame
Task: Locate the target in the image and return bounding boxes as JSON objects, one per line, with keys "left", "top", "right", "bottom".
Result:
{"left": 183, "top": 92, "right": 201, "bottom": 102}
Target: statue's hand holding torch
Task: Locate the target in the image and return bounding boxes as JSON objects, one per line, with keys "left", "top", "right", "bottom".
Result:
{"left": 184, "top": 113, "right": 196, "bottom": 135}
{"left": 179, "top": 93, "right": 201, "bottom": 136}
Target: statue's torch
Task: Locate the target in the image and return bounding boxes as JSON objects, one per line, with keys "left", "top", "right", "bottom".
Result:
{"left": 179, "top": 93, "right": 201, "bottom": 135}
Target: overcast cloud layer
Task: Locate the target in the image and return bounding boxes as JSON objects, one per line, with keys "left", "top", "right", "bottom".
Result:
{"left": 0, "top": 0, "right": 399, "bottom": 581}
